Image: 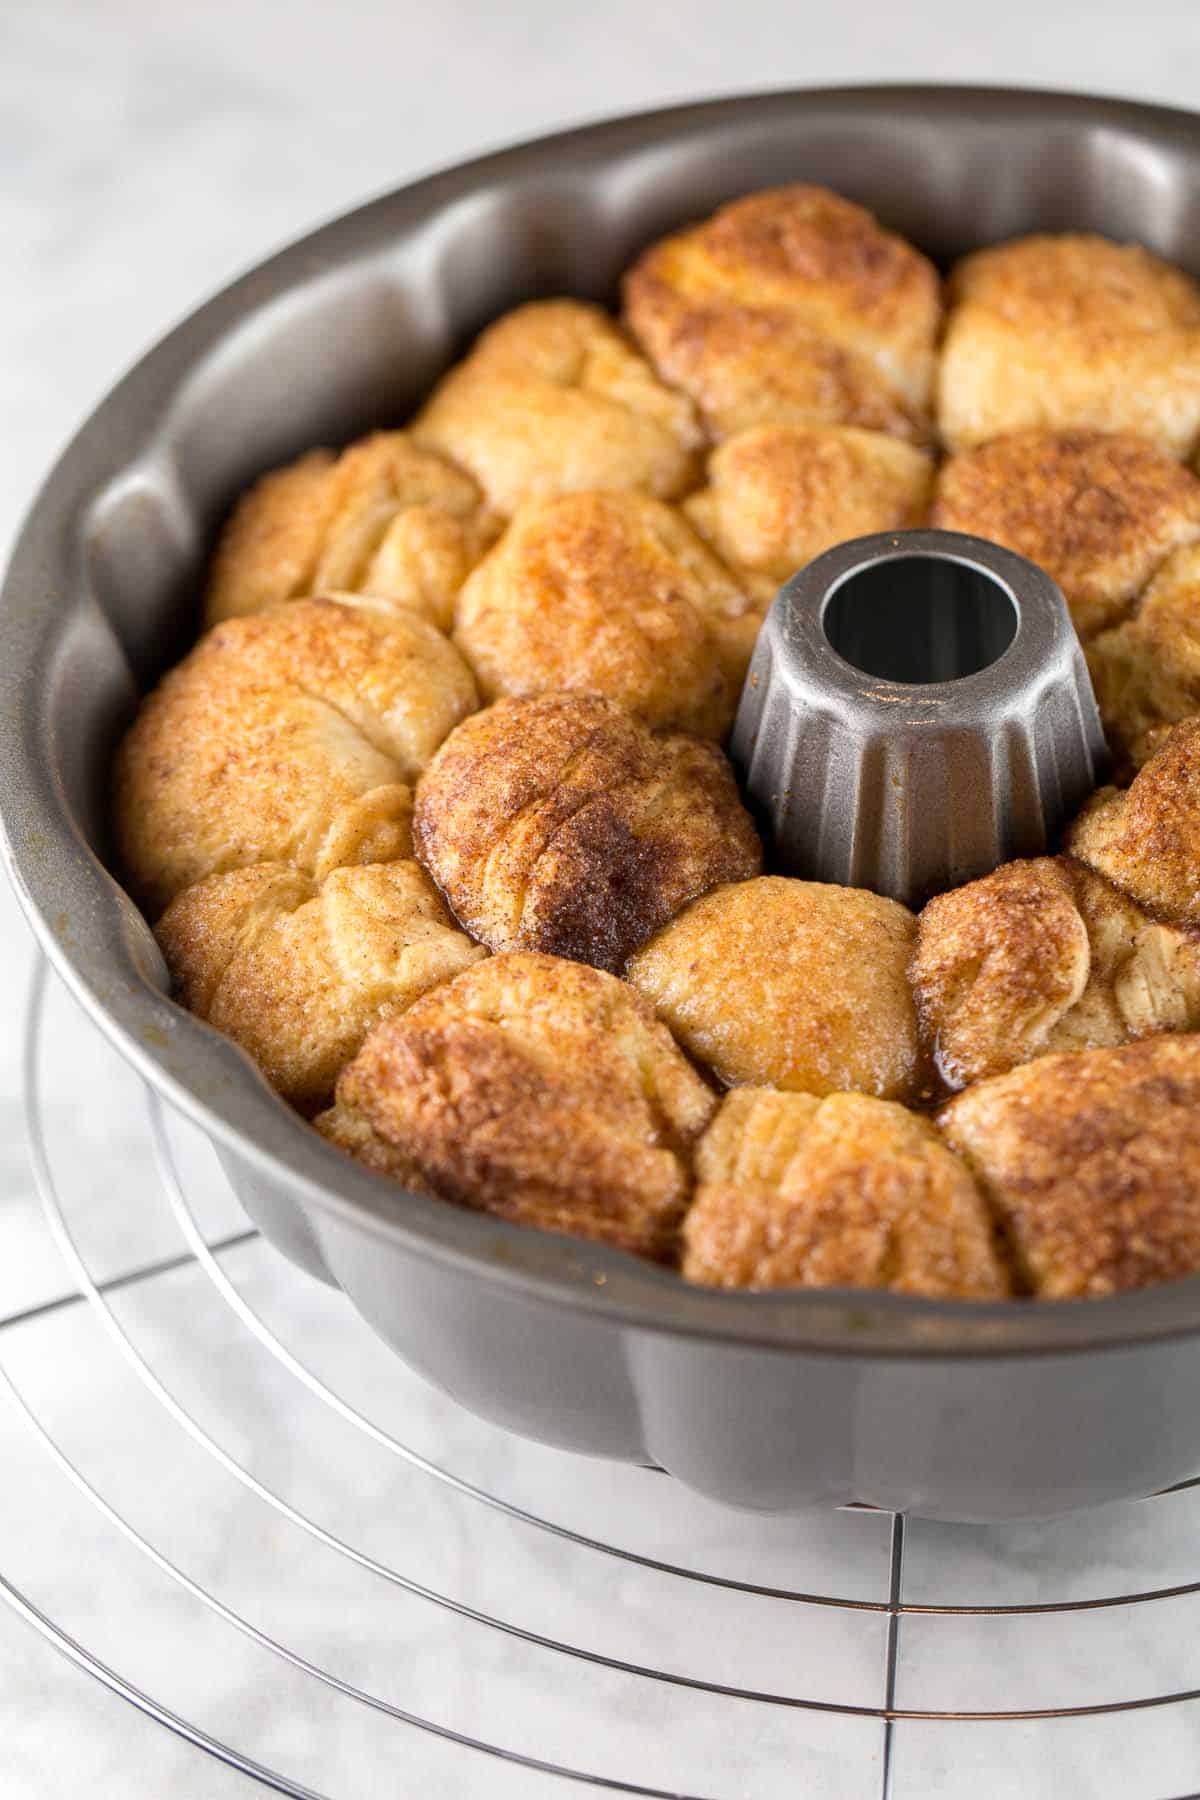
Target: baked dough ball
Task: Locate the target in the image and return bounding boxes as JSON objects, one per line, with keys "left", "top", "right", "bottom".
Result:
{"left": 116, "top": 595, "right": 477, "bottom": 914}
{"left": 206, "top": 432, "right": 496, "bottom": 630}
{"left": 453, "top": 490, "right": 760, "bottom": 736}
{"left": 932, "top": 430, "right": 1200, "bottom": 637}
{"left": 938, "top": 233, "right": 1200, "bottom": 457}
{"left": 411, "top": 300, "right": 703, "bottom": 515}
{"left": 415, "top": 695, "right": 761, "bottom": 971}
{"left": 1068, "top": 717, "right": 1200, "bottom": 926}
{"left": 623, "top": 184, "right": 941, "bottom": 442}
{"left": 155, "top": 860, "right": 486, "bottom": 1113}
{"left": 913, "top": 856, "right": 1200, "bottom": 1089}
{"left": 1089, "top": 544, "right": 1200, "bottom": 768}
{"left": 682, "top": 1087, "right": 1008, "bottom": 1298}
{"left": 627, "top": 875, "right": 921, "bottom": 1100}
{"left": 939, "top": 1036, "right": 1200, "bottom": 1298}
{"left": 683, "top": 425, "right": 933, "bottom": 603}
{"left": 317, "top": 952, "right": 717, "bottom": 1258}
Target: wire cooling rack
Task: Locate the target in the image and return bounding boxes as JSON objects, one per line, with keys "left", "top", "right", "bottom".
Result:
{"left": 5, "top": 962, "right": 1200, "bottom": 1797}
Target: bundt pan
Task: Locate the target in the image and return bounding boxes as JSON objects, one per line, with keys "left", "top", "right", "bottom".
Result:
{"left": 6, "top": 85, "right": 1200, "bottom": 1522}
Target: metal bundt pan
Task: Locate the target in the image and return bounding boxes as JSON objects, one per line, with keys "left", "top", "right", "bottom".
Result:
{"left": 5, "top": 86, "right": 1200, "bottom": 1522}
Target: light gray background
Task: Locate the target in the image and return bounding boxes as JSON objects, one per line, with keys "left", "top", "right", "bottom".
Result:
{"left": 5, "top": 3, "right": 1200, "bottom": 1796}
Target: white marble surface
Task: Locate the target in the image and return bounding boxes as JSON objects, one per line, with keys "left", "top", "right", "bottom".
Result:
{"left": 6, "top": 3, "right": 1200, "bottom": 1796}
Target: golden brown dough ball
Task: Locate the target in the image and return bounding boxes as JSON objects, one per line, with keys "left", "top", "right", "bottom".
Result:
{"left": 1089, "top": 544, "right": 1200, "bottom": 768}
{"left": 912, "top": 856, "right": 1200, "bottom": 1089}
{"left": 627, "top": 875, "right": 922, "bottom": 1100}
{"left": 932, "top": 430, "right": 1200, "bottom": 637}
{"left": 1068, "top": 717, "right": 1200, "bottom": 926}
{"left": 411, "top": 300, "right": 703, "bottom": 515}
{"left": 115, "top": 595, "right": 477, "bottom": 915}
{"left": 415, "top": 695, "right": 761, "bottom": 972}
{"left": 156, "top": 860, "right": 487, "bottom": 1113}
{"left": 316, "top": 952, "right": 717, "bottom": 1258}
{"left": 623, "top": 184, "right": 941, "bottom": 442}
{"left": 452, "top": 490, "right": 760, "bottom": 737}
{"left": 683, "top": 425, "right": 934, "bottom": 603}
{"left": 316, "top": 1090, "right": 421, "bottom": 1182}
{"left": 937, "top": 234, "right": 1200, "bottom": 457}
{"left": 682, "top": 1087, "right": 1008, "bottom": 1298}
{"left": 939, "top": 1036, "right": 1200, "bottom": 1298}
{"left": 205, "top": 432, "right": 496, "bottom": 630}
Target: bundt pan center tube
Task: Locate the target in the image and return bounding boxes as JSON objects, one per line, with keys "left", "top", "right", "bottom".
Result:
{"left": 5, "top": 86, "right": 1200, "bottom": 1520}
{"left": 733, "top": 528, "right": 1108, "bottom": 906}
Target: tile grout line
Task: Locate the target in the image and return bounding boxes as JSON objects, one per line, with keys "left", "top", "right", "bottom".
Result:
{"left": 880, "top": 1512, "right": 905, "bottom": 1800}
{"left": 0, "top": 1227, "right": 260, "bottom": 1334}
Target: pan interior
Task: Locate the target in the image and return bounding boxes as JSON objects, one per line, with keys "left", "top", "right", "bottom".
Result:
{"left": 9, "top": 88, "right": 1200, "bottom": 1354}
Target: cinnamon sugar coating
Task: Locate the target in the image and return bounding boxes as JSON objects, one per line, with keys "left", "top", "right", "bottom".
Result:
{"left": 452, "top": 489, "right": 760, "bottom": 737}
{"left": 938, "top": 233, "right": 1200, "bottom": 457}
{"left": 939, "top": 1036, "right": 1200, "bottom": 1298}
{"left": 913, "top": 856, "right": 1200, "bottom": 1089}
{"left": 1068, "top": 717, "right": 1200, "bottom": 927}
{"left": 627, "top": 876, "right": 922, "bottom": 1101}
{"left": 115, "top": 596, "right": 476, "bottom": 915}
{"left": 1089, "top": 544, "right": 1200, "bottom": 768}
{"left": 413, "top": 300, "right": 703, "bottom": 514}
{"left": 683, "top": 1087, "right": 1008, "bottom": 1298}
{"left": 684, "top": 424, "right": 932, "bottom": 602}
{"left": 318, "top": 953, "right": 716, "bottom": 1258}
{"left": 933, "top": 430, "right": 1200, "bottom": 637}
{"left": 624, "top": 184, "right": 941, "bottom": 442}
{"left": 206, "top": 431, "right": 497, "bottom": 630}
{"left": 415, "top": 695, "right": 761, "bottom": 971}
{"left": 156, "top": 859, "right": 485, "bottom": 1113}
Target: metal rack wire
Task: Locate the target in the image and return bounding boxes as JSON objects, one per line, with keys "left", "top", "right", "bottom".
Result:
{"left": 5, "top": 959, "right": 1200, "bottom": 1798}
